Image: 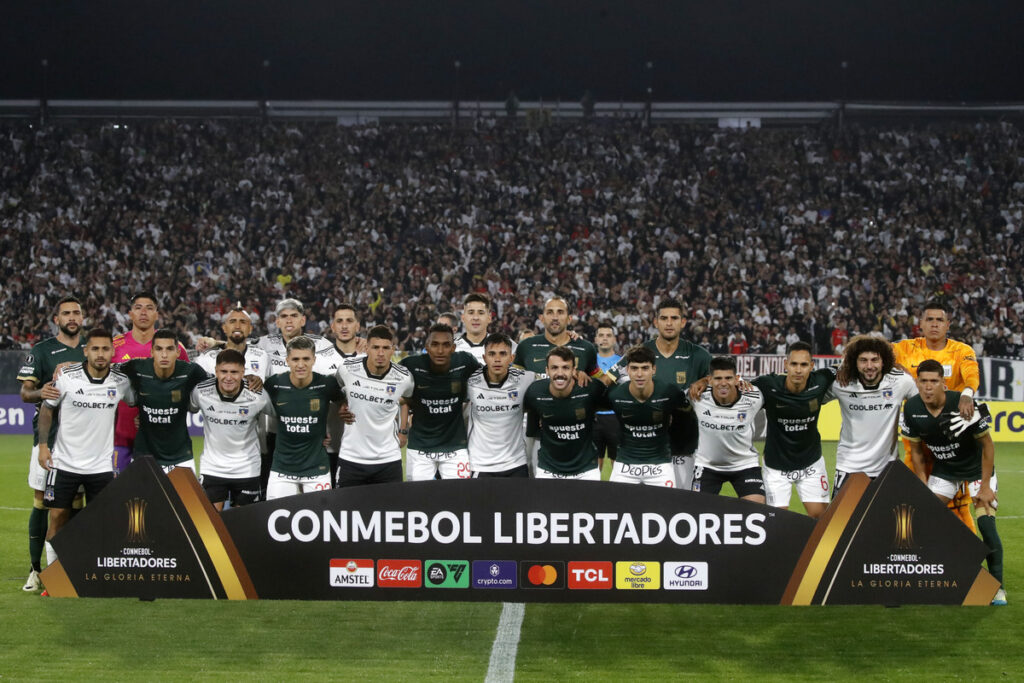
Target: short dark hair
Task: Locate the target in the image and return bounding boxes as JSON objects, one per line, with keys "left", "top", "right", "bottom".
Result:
{"left": 922, "top": 299, "right": 950, "bottom": 316}
{"left": 483, "top": 332, "right": 513, "bottom": 351}
{"left": 428, "top": 323, "right": 455, "bottom": 339}
{"left": 367, "top": 325, "right": 395, "bottom": 343}
{"left": 624, "top": 346, "right": 657, "bottom": 367}
{"left": 437, "top": 312, "right": 459, "bottom": 326}
{"left": 153, "top": 329, "right": 178, "bottom": 344}
{"left": 787, "top": 341, "right": 812, "bottom": 356}
{"left": 285, "top": 335, "right": 315, "bottom": 355}
{"left": 335, "top": 302, "right": 358, "bottom": 319}
{"left": 131, "top": 291, "right": 158, "bottom": 307}
{"left": 657, "top": 298, "right": 685, "bottom": 315}
{"left": 546, "top": 346, "right": 576, "bottom": 365}
{"left": 215, "top": 349, "right": 246, "bottom": 367}
{"left": 53, "top": 296, "right": 82, "bottom": 317}
{"left": 85, "top": 328, "right": 112, "bottom": 343}
{"left": 596, "top": 319, "right": 616, "bottom": 334}
{"left": 917, "top": 359, "right": 945, "bottom": 377}
{"left": 710, "top": 356, "right": 738, "bottom": 374}
{"left": 463, "top": 292, "right": 491, "bottom": 309}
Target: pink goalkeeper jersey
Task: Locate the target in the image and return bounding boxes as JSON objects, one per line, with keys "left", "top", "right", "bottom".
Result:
{"left": 112, "top": 331, "right": 189, "bottom": 447}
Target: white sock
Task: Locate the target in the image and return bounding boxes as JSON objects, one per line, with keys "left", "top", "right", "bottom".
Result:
{"left": 45, "top": 541, "right": 57, "bottom": 567}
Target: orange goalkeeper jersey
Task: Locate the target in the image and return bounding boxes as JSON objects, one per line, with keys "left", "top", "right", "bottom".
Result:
{"left": 892, "top": 337, "right": 980, "bottom": 392}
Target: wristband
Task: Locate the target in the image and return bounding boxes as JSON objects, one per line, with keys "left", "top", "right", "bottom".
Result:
{"left": 961, "top": 388, "right": 974, "bottom": 399}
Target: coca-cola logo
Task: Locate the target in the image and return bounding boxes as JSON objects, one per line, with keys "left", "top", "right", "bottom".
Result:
{"left": 377, "top": 560, "right": 422, "bottom": 588}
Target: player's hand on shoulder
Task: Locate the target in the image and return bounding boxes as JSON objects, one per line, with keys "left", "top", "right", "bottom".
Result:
{"left": 574, "top": 370, "right": 591, "bottom": 387}
{"left": 337, "top": 403, "right": 356, "bottom": 424}
{"left": 39, "top": 381, "right": 60, "bottom": 401}
{"left": 52, "top": 361, "right": 74, "bottom": 380}
{"left": 354, "top": 337, "right": 368, "bottom": 354}
{"left": 688, "top": 376, "right": 710, "bottom": 401}
{"left": 958, "top": 393, "right": 975, "bottom": 420}
{"left": 195, "top": 336, "right": 222, "bottom": 353}
{"left": 738, "top": 378, "right": 754, "bottom": 393}
{"left": 566, "top": 329, "right": 581, "bottom": 341}
{"left": 245, "top": 375, "right": 264, "bottom": 393}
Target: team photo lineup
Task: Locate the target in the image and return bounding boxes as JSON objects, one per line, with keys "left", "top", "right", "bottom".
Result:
{"left": 15, "top": 289, "right": 1005, "bottom": 604}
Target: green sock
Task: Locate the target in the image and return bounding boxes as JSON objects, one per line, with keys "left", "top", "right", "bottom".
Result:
{"left": 29, "top": 507, "right": 48, "bottom": 573}
{"left": 977, "top": 515, "right": 1004, "bottom": 586}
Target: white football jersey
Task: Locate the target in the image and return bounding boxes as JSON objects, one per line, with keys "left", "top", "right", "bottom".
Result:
{"left": 195, "top": 345, "right": 270, "bottom": 379}
{"left": 693, "top": 387, "right": 764, "bottom": 472}
{"left": 191, "top": 379, "right": 272, "bottom": 479}
{"left": 45, "top": 364, "right": 133, "bottom": 474}
{"left": 255, "top": 334, "right": 331, "bottom": 433}
{"left": 315, "top": 345, "right": 365, "bottom": 452}
{"left": 455, "top": 335, "right": 517, "bottom": 365}
{"left": 828, "top": 369, "right": 917, "bottom": 476}
{"left": 335, "top": 358, "right": 414, "bottom": 465}
{"left": 466, "top": 367, "right": 535, "bottom": 472}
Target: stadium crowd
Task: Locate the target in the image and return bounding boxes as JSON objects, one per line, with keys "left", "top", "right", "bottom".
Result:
{"left": 2, "top": 117, "right": 1023, "bottom": 356}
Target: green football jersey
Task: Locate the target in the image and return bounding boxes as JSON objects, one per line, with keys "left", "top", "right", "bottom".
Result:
{"left": 524, "top": 380, "right": 605, "bottom": 475}
{"left": 264, "top": 371, "right": 342, "bottom": 476}
{"left": 16, "top": 336, "right": 87, "bottom": 447}
{"left": 513, "top": 334, "right": 600, "bottom": 376}
{"left": 900, "top": 391, "right": 989, "bottom": 482}
{"left": 605, "top": 379, "right": 686, "bottom": 464}
{"left": 611, "top": 338, "right": 711, "bottom": 455}
{"left": 400, "top": 351, "right": 480, "bottom": 452}
{"left": 752, "top": 368, "right": 836, "bottom": 470}
{"left": 121, "top": 359, "right": 209, "bottom": 466}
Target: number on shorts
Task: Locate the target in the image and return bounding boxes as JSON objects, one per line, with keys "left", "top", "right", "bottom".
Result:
{"left": 820, "top": 474, "right": 828, "bottom": 491}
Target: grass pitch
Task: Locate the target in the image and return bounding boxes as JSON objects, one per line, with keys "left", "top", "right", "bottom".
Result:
{"left": 1, "top": 435, "right": 1020, "bottom": 681}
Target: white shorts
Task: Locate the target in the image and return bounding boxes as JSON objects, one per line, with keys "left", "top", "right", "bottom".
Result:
{"left": 763, "top": 456, "right": 830, "bottom": 508}
{"left": 671, "top": 454, "right": 695, "bottom": 490}
{"left": 266, "top": 470, "right": 332, "bottom": 500}
{"left": 929, "top": 473, "right": 999, "bottom": 510}
{"left": 29, "top": 444, "right": 47, "bottom": 491}
{"left": 536, "top": 467, "right": 601, "bottom": 481}
{"left": 609, "top": 461, "right": 676, "bottom": 487}
{"left": 161, "top": 459, "right": 196, "bottom": 476}
{"left": 406, "top": 448, "right": 471, "bottom": 481}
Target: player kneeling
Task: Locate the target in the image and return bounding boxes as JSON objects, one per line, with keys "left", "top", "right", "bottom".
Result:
{"left": 191, "top": 350, "right": 273, "bottom": 510}
{"left": 605, "top": 346, "right": 685, "bottom": 487}
{"left": 691, "top": 357, "right": 765, "bottom": 503}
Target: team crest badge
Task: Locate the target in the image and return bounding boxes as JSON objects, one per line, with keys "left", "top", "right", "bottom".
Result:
{"left": 239, "top": 407, "right": 249, "bottom": 416}
{"left": 808, "top": 399, "right": 818, "bottom": 413}
{"left": 737, "top": 412, "right": 746, "bottom": 421}
{"left": 250, "top": 360, "right": 259, "bottom": 371}
{"left": 171, "top": 390, "right": 181, "bottom": 403}
{"left": 310, "top": 399, "right": 321, "bottom": 411}
{"left": 575, "top": 408, "right": 586, "bottom": 420}
{"left": 652, "top": 410, "right": 663, "bottom": 422}
{"left": 386, "top": 384, "right": 396, "bottom": 395}
{"left": 107, "top": 388, "right": 117, "bottom": 399}
{"left": 451, "top": 382, "right": 462, "bottom": 394}
{"left": 883, "top": 389, "right": 893, "bottom": 399}
{"left": 508, "top": 390, "right": 518, "bottom": 399}
{"left": 676, "top": 371, "right": 687, "bottom": 384}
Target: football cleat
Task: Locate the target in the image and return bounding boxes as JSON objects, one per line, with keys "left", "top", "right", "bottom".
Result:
{"left": 39, "top": 590, "right": 49, "bottom": 597}
{"left": 22, "top": 569, "right": 42, "bottom": 592}
{"left": 991, "top": 588, "right": 1007, "bottom": 606}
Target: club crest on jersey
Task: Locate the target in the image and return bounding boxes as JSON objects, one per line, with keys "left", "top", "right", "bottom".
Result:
{"left": 737, "top": 412, "right": 746, "bottom": 421}
{"left": 882, "top": 389, "right": 893, "bottom": 399}
{"left": 807, "top": 399, "right": 818, "bottom": 412}
{"left": 652, "top": 410, "right": 663, "bottom": 422}
{"left": 107, "top": 388, "right": 117, "bottom": 399}
{"left": 171, "top": 390, "right": 181, "bottom": 403}
{"left": 239, "top": 407, "right": 250, "bottom": 416}
{"left": 508, "top": 390, "right": 518, "bottom": 399}
{"left": 575, "top": 408, "right": 586, "bottom": 420}
{"left": 451, "top": 382, "right": 462, "bottom": 394}
{"left": 310, "top": 399, "right": 321, "bottom": 411}
{"left": 250, "top": 360, "right": 259, "bottom": 371}
{"left": 676, "top": 371, "right": 687, "bottom": 384}
{"left": 386, "top": 384, "right": 396, "bottom": 395}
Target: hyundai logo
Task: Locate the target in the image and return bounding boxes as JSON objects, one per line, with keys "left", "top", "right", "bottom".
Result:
{"left": 674, "top": 565, "right": 698, "bottom": 579}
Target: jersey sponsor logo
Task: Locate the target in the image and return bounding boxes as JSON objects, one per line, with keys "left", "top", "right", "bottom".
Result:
{"left": 377, "top": 559, "right": 422, "bottom": 588}
{"left": 567, "top": 561, "right": 613, "bottom": 589}
{"left": 329, "top": 559, "right": 374, "bottom": 587}
{"left": 663, "top": 561, "right": 709, "bottom": 590}
{"left": 310, "top": 399, "right": 320, "bottom": 412}
{"left": 615, "top": 561, "right": 661, "bottom": 590}
{"left": 424, "top": 560, "right": 469, "bottom": 588}
{"left": 472, "top": 560, "right": 517, "bottom": 589}
{"left": 520, "top": 561, "right": 565, "bottom": 589}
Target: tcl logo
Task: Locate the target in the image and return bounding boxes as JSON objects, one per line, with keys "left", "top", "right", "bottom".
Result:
{"left": 377, "top": 560, "right": 422, "bottom": 588}
{"left": 567, "top": 561, "right": 613, "bottom": 589}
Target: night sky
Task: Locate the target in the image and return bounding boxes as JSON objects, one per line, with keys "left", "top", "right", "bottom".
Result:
{"left": 2, "top": 1, "right": 1022, "bottom": 103}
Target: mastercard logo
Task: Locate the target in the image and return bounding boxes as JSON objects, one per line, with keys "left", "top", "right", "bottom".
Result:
{"left": 527, "top": 564, "right": 559, "bottom": 586}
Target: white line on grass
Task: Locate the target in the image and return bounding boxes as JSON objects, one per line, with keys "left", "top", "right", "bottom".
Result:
{"left": 485, "top": 602, "right": 525, "bottom": 683}
{"left": 0, "top": 506, "right": 31, "bottom": 511}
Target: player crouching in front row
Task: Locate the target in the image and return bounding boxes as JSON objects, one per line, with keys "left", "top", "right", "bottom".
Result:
{"left": 902, "top": 359, "right": 1006, "bottom": 606}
